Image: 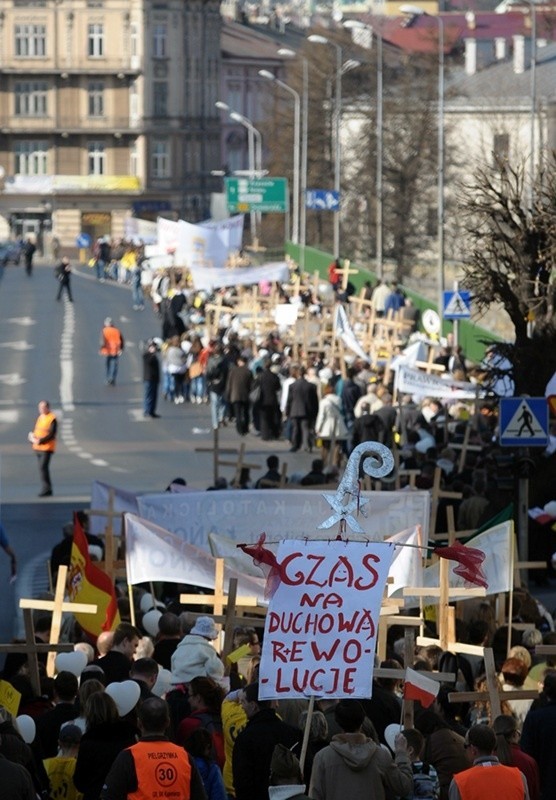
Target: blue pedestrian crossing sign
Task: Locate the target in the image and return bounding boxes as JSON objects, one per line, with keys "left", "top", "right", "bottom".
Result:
{"left": 305, "top": 189, "right": 340, "bottom": 211}
{"left": 443, "top": 290, "right": 471, "bottom": 319}
{"left": 500, "top": 397, "right": 549, "bottom": 447}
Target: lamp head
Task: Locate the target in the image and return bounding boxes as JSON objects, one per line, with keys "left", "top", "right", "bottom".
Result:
{"left": 308, "top": 34, "right": 329, "bottom": 44}
{"left": 259, "top": 69, "right": 275, "bottom": 80}
{"left": 215, "top": 101, "right": 230, "bottom": 111}
{"left": 399, "top": 4, "right": 425, "bottom": 14}
{"left": 278, "top": 47, "right": 296, "bottom": 57}
{"left": 230, "top": 111, "right": 245, "bottom": 123}
{"left": 343, "top": 19, "right": 366, "bottom": 30}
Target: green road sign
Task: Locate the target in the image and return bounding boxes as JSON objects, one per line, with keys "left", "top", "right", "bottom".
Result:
{"left": 225, "top": 177, "right": 289, "bottom": 213}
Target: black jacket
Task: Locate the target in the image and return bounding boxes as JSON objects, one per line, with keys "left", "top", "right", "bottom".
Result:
{"left": 286, "top": 378, "right": 319, "bottom": 421}
{"left": 232, "top": 709, "right": 300, "bottom": 800}
{"left": 142, "top": 351, "right": 160, "bottom": 383}
{"left": 259, "top": 368, "right": 281, "bottom": 407}
{"left": 74, "top": 719, "right": 137, "bottom": 800}
{"left": 36, "top": 701, "right": 78, "bottom": 758}
{"left": 206, "top": 354, "right": 229, "bottom": 396}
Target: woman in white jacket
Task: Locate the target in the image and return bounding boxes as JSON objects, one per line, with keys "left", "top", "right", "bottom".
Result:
{"left": 315, "top": 385, "right": 348, "bottom": 466}
{"left": 171, "top": 616, "right": 224, "bottom": 686}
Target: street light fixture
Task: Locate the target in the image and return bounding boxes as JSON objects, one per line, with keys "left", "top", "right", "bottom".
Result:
{"left": 400, "top": 5, "right": 445, "bottom": 330}
{"left": 344, "top": 18, "right": 384, "bottom": 279}
{"left": 278, "top": 48, "right": 309, "bottom": 266}
{"left": 259, "top": 69, "right": 301, "bottom": 245}
{"left": 308, "top": 34, "right": 343, "bottom": 259}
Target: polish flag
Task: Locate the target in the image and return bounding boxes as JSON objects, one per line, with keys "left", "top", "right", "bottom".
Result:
{"left": 403, "top": 668, "right": 440, "bottom": 708}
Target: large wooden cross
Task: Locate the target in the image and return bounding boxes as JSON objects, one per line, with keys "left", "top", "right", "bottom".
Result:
{"left": 19, "top": 565, "right": 98, "bottom": 678}
{"left": 85, "top": 488, "right": 126, "bottom": 581}
{"left": 194, "top": 428, "right": 247, "bottom": 486}
{"left": 179, "top": 559, "right": 261, "bottom": 621}
{"left": 335, "top": 259, "right": 359, "bottom": 292}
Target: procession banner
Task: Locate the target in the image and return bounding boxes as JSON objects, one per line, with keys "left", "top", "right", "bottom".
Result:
{"left": 258, "top": 539, "right": 393, "bottom": 699}
{"left": 156, "top": 217, "right": 180, "bottom": 253}
{"left": 137, "top": 490, "right": 431, "bottom": 549}
{"left": 395, "top": 364, "right": 483, "bottom": 400}
{"left": 334, "top": 304, "right": 369, "bottom": 362}
{"left": 125, "top": 514, "right": 266, "bottom": 600}
{"left": 187, "top": 261, "right": 290, "bottom": 292}
{"left": 198, "top": 214, "right": 245, "bottom": 251}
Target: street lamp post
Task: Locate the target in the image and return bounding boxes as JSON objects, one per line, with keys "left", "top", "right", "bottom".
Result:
{"left": 278, "top": 48, "right": 309, "bottom": 267}
{"left": 344, "top": 19, "right": 384, "bottom": 279}
{"left": 308, "top": 34, "right": 343, "bottom": 259}
{"left": 259, "top": 69, "right": 301, "bottom": 245}
{"left": 529, "top": 1, "right": 537, "bottom": 207}
{"left": 400, "top": 6, "right": 445, "bottom": 330}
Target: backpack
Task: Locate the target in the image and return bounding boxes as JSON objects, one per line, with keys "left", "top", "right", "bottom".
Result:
{"left": 411, "top": 762, "right": 439, "bottom": 800}
{"left": 193, "top": 710, "right": 225, "bottom": 769}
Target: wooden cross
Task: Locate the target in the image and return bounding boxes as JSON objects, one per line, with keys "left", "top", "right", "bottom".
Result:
{"left": 0, "top": 609, "right": 74, "bottom": 696}
{"left": 179, "top": 559, "right": 260, "bottom": 620}
{"left": 19, "top": 565, "right": 98, "bottom": 678}
{"left": 335, "top": 259, "right": 359, "bottom": 292}
{"left": 447, "top": 646, "right": 539, "bottom": 721}
{"left": 430, "top": 467, "right": 463, "bottom": 536}
{"left": 85, "top": 488, "right": 126, "bottom": 581}
{"left": 194, "top": 427, "right": 243, "bottom": 486}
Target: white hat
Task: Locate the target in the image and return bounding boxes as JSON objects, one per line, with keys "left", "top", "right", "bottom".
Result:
{"left": 190, "top": 616, "right": 219, "bottom": 640}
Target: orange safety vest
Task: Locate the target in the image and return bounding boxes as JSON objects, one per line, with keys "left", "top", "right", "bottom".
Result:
{"left": 128, "top": 740, "right": 192, "bottom": 800}
{"left": 100, "top": 326, "right": 123, "bottom": 356}
{"left": 453, "top": 763, "right": 524, "bottom": 800}
{"left": 33, "top": 412, "right": 56, "bottom": 452}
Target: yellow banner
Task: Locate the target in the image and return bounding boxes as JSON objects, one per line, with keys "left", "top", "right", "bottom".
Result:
{"left": 0, "top": 680, "right": 21, "bottom": 717}
{"left": 53, "top": 175, "right": 141, "bottom": 193}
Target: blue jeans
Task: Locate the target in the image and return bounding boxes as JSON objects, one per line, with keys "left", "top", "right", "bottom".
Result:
{"left": 190, "top": 375, "right": 205, "bottom": 401}
{"left": 105, "top": 356, "right": 119, "bottom": 384}
{"left": 210, "top": 391, "right": 226, "bottom": 429}
{"left": 144, "top": 380, "right": 158, "bottom": 416}
{"left": 132, "top": 282, "right": 144, "bottom": 307}
{"left": 96, "top": 259, "right": 105, "bottom": 279}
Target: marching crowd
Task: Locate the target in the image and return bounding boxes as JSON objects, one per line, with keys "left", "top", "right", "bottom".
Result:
{"left": 3, "top": 592, "right": 556, "bottom": 800}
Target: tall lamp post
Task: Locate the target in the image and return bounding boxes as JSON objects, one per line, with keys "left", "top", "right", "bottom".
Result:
{"left": 344, "top": 19, "right": 384, "bottom": 280}
{"left": 308, "top": 34, "right": 343, "bottom": 259}
{"left": 259, "top": 69, "right": 301, "bottom": 245}
{"left": 401, "top": 6, "right": 445, "bottom": 329}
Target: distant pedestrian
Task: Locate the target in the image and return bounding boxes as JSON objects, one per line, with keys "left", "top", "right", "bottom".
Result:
{"left": 99, "top": 317, "right": 124, "bottom": 386}
{"left": 226, "top": 355, "right": 252, "bottom": 436}
{"left": 23, "top": 238, "right": 36, "bottom": 276}
{"left": 143, "top": 339, "right": 161, "bottom": 418}
{"left": 55, "top": 257, "right": 73, "bottom": 302}
{"left": 28, "top": 400, "right": 57, "bottom": 497}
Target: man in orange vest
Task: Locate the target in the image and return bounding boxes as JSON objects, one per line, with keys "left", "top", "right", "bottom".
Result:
{"left": 100, "top": 317, "right": 125, "bottom": 386}
{"left": 449, "top": 723, "right": 529, "bottom": 800}
{"left": 28, "top": 400, "right": 57, "bottom": 497}
{"left": 100, "top": 697, "right": 206, "bottom": 800}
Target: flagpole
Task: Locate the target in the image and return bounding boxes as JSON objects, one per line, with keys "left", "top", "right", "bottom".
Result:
{"left": 128, "top": 583, "right": 137, "bottom": 627}
{"left": 506, "top": 522, "right": 516, "bottom": 657}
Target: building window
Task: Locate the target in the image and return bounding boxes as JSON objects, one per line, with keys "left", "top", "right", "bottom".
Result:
{"left": 88, "top": 23, "right": 104, "bottom": 57}
{"left": 153, "top": 81, "right": 168, "bottom": 117}
{"left": 14, "top": 140, "right": 48, "bottom": 174}
{"left": 87, "top": 141, "right": 105, "bottom": 174}
{"left": 493, "top": 133, "right": 510, "bottom": 162}
{"left": 130, "top": 23, "right": 138, "bottom": 57}
{"left": 130, "top": 142, "right": 138, "bottom": 176}
{"left": 152, "top": 139, "right": 170, "bottom": 178}
{"left": 14, "top": 24, "right": 46, "bottom": 57}
{"left": 14, "top": 82, "right": 48, "bottom": 116}
{"left": 152, "top": 24, "right": 167, "bottom": 58}
{"left": 88, "top": 82, "right": 104, "bottom": 117}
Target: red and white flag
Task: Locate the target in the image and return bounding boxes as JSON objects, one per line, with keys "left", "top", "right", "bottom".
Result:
{"left": 403, "top": 668, "right": 440, "bottom": 708}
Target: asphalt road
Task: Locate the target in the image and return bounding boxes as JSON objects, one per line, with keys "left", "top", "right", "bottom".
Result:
{"left": 0, "top": 259, "right": 316, "bottom": 645}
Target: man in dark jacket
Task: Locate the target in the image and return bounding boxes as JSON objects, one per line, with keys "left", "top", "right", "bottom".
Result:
{"left": 142, "top": 340, "right": 161, "bottom": 418}
{"left": 92, "top": 622, "right": 140, "bottom": 684}
{"left": 285, "top": 367, "right": 319, "bottom": 452}
{"left": 226, "top": 355, "right": 252, "bottom": 436}
{"left": 36, "top": 671, "right": 79, "bottom": 758}
{"left": 233, "top": 683, "right": 300, "bottom": 800}
{"left": 206, "top": 343, "right": 229, "bottom": 430}
{"left": 351, "top": 404, "right": 384, "bottom": 450}
{"left": 258, "top": 360, "right": 282, "bottom": 441}
{"left": 340, "top": 367, "right": 362, "bottom": 433}
{"left": 0, "top": 752, "right": 36, "bottom": 800}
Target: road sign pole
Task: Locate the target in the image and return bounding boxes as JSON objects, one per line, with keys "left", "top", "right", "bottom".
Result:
{"left": 518, "top": 471, "right": 530, "bottom": 585}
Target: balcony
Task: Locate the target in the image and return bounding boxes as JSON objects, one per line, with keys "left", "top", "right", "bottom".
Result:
{"left": 0, "top": 116, "right": 143, "bottom": 135}
{"left": 1, "top": 58, "right": 141, "bottom": 76}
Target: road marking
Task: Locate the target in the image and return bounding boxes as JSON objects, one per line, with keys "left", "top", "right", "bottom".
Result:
{"left": 0, "top": 410, "right": 18, "bottom": 423}
{"left": 0, "top": 341, "right": 34, "bottom": 350}
{"left": 4, "top": 316, "right": 36, "bottom": 326}
{"left": 0, "top": 373, "right": 26, "bottom": 386}
{"left": 91, "top": 459, "right": 109, "bottom": 466}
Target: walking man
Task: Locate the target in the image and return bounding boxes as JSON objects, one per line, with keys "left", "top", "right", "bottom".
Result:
{"left": 23, "top": 237, "right": 36, "bottom": 276}
{"left": 100, "top": 317, "right": 124, "bottom": 386}
{"left": 55, "top": 257, "right": 73, "bottom": 302}
{"left": 28, "top": 400, "right": 57, "bottom": 497}
{"left": 143, "top": 339, "right": 161, "bottom": 418}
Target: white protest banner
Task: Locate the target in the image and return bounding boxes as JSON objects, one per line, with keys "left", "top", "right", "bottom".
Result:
{"left": 259, "top": 539, "right": 393, "bottom": 699}
{"left": 89, "top": 481, "right": 140, "bottom": 536}
{"left": 395, "top": 364, "right": 483, "bottom": 400}
{"left": 188, "top": 261, "right": 290, "bottom": 292}
{"left": 125, "top": 514, "right": 266, "bottom": 600}
{"left": 334, "top": 304, "right": 369, "bottom": 362}
{"left": 157, "top": 217, "right": 180, "bottom": 253}
{"left": 407, "top": 521, "right": 513, "bottom": 604}
{"left": 177, "top": 220, "right": 224, "bottom": 269}
{"left": 124, "top": 217, "right": 158, "bottom": 244}
{"left": 199, "top": 215, "right": 245, "bottom": 251}
{"left": 274, "top": 304, "right": 299, "bottom": 330}
{"left": 137, "top": 490, "right": 431, "bottom": 550}
{"left": 385, "top": 526, "right": 423, "bottom": 597}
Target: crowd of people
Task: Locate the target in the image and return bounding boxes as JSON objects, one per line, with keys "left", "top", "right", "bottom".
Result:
{"left": 3, "top": 585, "right": 556, "bottom": 800}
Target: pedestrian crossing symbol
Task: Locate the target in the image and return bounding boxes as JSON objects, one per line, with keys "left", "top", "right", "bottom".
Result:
{"left": 443, "top": 290, "right": 471, "bottom": 319}
{"left": 500, "top": 397, "right": 549, "bottom": 447}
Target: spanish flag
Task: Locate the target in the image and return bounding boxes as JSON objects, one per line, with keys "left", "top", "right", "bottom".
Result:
{"left": 67, "top": 513, "right": 120, "bottom": 638}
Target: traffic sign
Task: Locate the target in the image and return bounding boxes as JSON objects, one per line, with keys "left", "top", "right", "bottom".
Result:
{"left": 75, "top": 232, "right": 92, "bottom": 248}
{"left": 443, "top": 290, "right": 471, "bottom": 319}
{"left": 306, "top": 189, "right": 340, "bottom": 211}
{"left": 500, "top": 397, "right": 549, "bottom": 447}
{"left": 225, "top": 177, "right": 288, "bottom": 213}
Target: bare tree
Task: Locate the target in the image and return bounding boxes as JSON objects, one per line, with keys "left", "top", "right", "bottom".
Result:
{"left": 459, "top": 157, "right": 556, "bottom": 395}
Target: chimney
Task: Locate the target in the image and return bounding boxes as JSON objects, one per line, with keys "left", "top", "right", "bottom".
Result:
{"left": 513, "top": 34, "right": 525, "bottom": 74}
{"left": 495, "top": 37, "right": 506, "bottom": 61}
{"left": 465, "top": 38, "right": 477, "bottom": 75}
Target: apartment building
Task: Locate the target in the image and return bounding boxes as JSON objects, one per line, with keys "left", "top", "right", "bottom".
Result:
{"left": 0, "top": 0, "right": 221, "bottom": 251}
